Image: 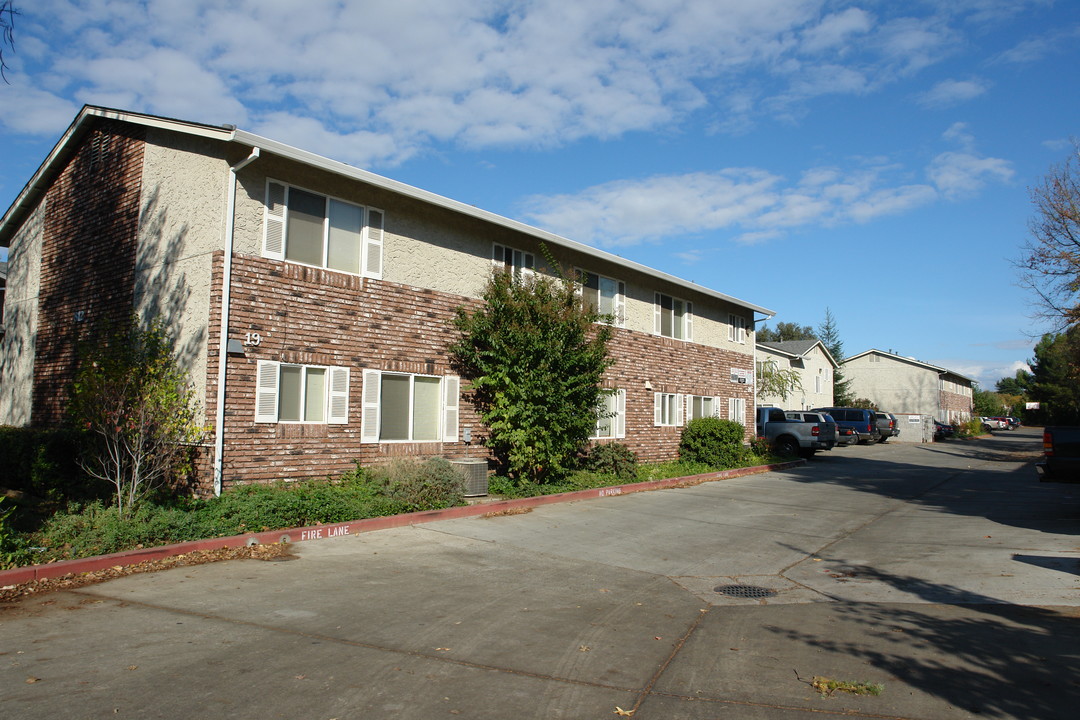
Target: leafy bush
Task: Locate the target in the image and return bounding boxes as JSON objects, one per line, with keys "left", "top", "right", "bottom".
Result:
{"left": 586, "top": 443, "right": 638, "bottom": 480}
{"left": 366, "top": 458, "right": 466, "bottom": 512}
{"left": 679, "top": 418, "right": 752, "bottom": 469}
{"left": 0, "top": 426, "right": 100, "bottom": 506}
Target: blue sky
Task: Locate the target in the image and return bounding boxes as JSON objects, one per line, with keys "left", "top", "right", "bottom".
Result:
{"left": 1, "top": 0, "right": 1077, "bottom": 389}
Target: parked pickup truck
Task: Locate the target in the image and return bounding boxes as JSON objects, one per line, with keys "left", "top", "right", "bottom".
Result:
{"left": 755, "top": 407, "right": 836, "bottom": 458}
{"left": 1036, "top": 427, "right": 1080, "bottom": 482}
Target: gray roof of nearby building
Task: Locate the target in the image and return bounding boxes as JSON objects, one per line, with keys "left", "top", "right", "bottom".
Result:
{"left": 757, "top": 339, "right": 838, "bottom": 368}
{"left": 0, "top": 105, "right": 776, "bottom": 318}
{"left": 843, "top": 348, "right": 976, "bottom": 384}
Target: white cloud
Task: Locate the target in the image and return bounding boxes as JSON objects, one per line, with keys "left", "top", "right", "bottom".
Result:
{"left": 3, "top": 0, "right": 1037, "bottom": 162}
{"left": 917, "top": 78, "right": 989, "bottom": 108}
{"left": 522, "top": 126, "right": 1011, "bottom": 247}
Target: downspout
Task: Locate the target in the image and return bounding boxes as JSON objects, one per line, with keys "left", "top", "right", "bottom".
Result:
{"left": 213, "top": 147, "right": 260, "bottom": 496}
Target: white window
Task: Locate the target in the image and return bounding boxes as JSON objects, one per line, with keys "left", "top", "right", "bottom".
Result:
{"left": 728, "top": 397, "right": 747, "bottom": 426}
{"left": 593, "top": 389, "right": 626, "bottom": 439}
{"left": 361, "top": 370, "right": 459, "bottom": 443}
{"left": 815, "top": 375, "right": 822, "bottom": 393}
{"left": 654, "top": 392, "right": 684, "bottom": 427}
{"left": 263, "top": 180, "right": 383, "bottom": 278}
{"left": 654, "top": 293, "right": 693, "bottom": 340}
{"left": 689, "top": 395, "right": 719, "bottom": 420}
{"left": 578, "top": 269, "right": 626, "bottom": 326}
{"left": 728, "top": 314, "right": 746, "bottom": 344}
{"left": 492, "top": 243, "right": 534, "bottom": 275}
{"left": 255, "top": 361, "right": 349, "bottom": 424}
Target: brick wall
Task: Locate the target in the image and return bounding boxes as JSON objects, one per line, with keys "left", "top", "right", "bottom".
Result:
{"left": 32, "top": 120, "right": 145, "bottom": 425}
{"left": 940, "top": 389, "right": 973, "bottom": 423}
{"left": 206, "top": 253, "right": 759, "bottom": 488}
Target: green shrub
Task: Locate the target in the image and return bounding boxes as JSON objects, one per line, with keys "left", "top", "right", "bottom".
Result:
{"left": 0, "top": 426, "right": 101, "bottom": 505}
{"left": 679, "top": 418, "right": 752, "bottom": 469}
{"left": 367, "top": 458, "right": 466, "bottom": 512}
{"left": 586, "top": 443, "right": 638, "bottom": 480}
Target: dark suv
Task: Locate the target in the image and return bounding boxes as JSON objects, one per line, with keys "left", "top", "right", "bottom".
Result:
{"left": 812, "top": 407, "right": 878, "bottom": 445}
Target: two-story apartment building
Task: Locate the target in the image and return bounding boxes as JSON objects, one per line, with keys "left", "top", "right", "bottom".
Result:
{"left": 841, "top": 349, "right": 974, "bottom": 423}
{"left": 756, "top": 339, "right": 837, "bottom": 410}
{"left": 0, "top": 106, "right": 774, "bottom": 494}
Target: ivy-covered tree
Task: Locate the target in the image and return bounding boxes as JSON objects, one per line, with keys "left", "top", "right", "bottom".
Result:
{"left": 757, "top": 321, "right": 816, "bottom": 343}
{"left": 449, "top": 260, "right": 614, "bottom": 484}
{"left": 68, "top": 317, "right": 204, "bottom": 517}
{"left": 817, "top": 308, "right": 854, "bottom": 405}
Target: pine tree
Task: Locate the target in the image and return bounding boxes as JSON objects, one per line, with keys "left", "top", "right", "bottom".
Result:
{"left": 817, "top": 308, "right": 854, "bottom": 405}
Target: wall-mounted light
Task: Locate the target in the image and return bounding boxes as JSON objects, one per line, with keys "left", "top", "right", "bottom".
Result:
{"left": 644, "top": 380, "right": 653, "bottom": 391}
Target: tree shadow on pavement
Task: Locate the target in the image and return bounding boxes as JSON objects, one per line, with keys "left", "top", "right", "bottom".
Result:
{"left": 782, "top": 430, "right": 1080, "bottom": 536}
{"left": 765, "top": 566, "right": 1080, "bottom": 719}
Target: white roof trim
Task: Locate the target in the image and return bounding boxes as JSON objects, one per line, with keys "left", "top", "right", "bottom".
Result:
{"left": 1, "top": 106, "right": 774, "bottom": 316}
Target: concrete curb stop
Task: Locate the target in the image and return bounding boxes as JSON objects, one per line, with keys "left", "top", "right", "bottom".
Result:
{"left": 0, "top": 459, "right": 804, "bottom": 588}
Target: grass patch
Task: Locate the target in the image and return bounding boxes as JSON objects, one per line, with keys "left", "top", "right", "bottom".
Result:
{"left": 811, "top": 677, "right": 884, "bottom": 698}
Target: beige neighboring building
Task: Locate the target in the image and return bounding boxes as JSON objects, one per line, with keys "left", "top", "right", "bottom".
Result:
{"left": 756, "top": 340, "right": 837, "bottom": 410}
{"left": 841, "top": 349, "right": 974, "bottom": 423}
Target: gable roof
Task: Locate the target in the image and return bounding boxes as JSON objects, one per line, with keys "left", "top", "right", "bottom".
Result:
{"left": 843, "top": 349, "right": 976, "bottom": 384}
{"left": 0, "top": 105, "right": 776, "bottom": 318}
{"left": 757, "top": 339, "right": 838, "bottom": 368}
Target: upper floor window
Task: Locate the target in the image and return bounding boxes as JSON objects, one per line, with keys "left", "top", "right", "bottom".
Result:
{"left": 579, "top": 270, "right": 625, "bottom": 326}
{"left": 728, "top": 313, "right": 746, "bottom": 344}
{"left": 654, "top": 293, "right": 693, "bottom": 340}
{"left": 255, "top": 361, "right": 349, "bottom": 424}
{"left": 263, "top": 180, "right": 383, "bottom": 278}
{"left": 493, "top": 243, "right": 534, "bottom": 276}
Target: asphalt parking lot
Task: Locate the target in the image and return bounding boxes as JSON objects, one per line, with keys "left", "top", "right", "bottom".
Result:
{"left": 2, "top": 428, "right": 1078, "bottom": 719}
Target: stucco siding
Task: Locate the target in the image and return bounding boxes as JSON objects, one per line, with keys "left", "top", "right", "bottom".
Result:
{"left": 137, "top": 129, "right": 230, "bottom": 413}
{"left": 229, "top": 154, "right": 755, "bottom": 356}
{"left": 843, "top": 355, "right": 939, "bottom": 415}
{"left": 0, "top": 200, "right": 44, "bottom": 425}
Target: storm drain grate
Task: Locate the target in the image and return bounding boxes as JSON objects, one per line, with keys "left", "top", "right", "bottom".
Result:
{"left": 714, "top": 584, "right": 778, "bottom": 598}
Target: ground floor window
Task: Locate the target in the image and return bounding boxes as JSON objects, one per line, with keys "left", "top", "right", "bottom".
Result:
{"left": 728, "top": 397, "right": 747, "bottom": 426}
{"left": 362, "top": 370, "right": 459, "bottom": 443}
{"left": 689, "top": 395, "right": 720, "bottom": 421}
{"left": 593, "top": 389, "right": 626, "bottom": 439}
{"left": 654, "top": 392, "right": 683, "bottom": 426}
{"left": 255, "top": 361, "right": 349, "bottom": 424}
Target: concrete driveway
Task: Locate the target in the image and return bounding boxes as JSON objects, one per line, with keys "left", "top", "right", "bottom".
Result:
{"left": 2, "top": 428, "right": 1078, "bottom": 719}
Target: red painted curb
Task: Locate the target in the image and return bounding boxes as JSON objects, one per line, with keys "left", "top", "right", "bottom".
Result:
{"left": 0, "top": 460, "right": 803, "bottom": 588}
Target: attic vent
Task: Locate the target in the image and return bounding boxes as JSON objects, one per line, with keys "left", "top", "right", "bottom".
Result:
{"left": 88, "top": 132, "right": 114, "bottom": 170}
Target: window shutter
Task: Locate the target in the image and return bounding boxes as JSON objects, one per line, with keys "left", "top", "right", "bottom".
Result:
{"left": 361, "top": 369, "right": 381, "bottom": 443}
{"left": 442, "top": 376, "right": 460, "bottom": 442}
{"left": 615, "top": 389, "right": 626, "bottom": 438}
{"left": 685, "top": 302, "right": 694, "bottom": 342}
{"left": 677, "top": 394, "right": 686, "bottom": 426}
{"left": 255, "top": 360, "right": 280, "bottom": 423}
{"left": 654, "top": 293, "right": 662, "bottom": 335}
{"left": 328, "top": 367, "right": 350, "bottom": 424}
{"left": 363, "top": 208, "right": 384, "bottom": 279}
{"left": 263, "top": 181, "right": 286, "bottom": 260}
{"left": 728, "top": 314, "right": 735, "bottom": 342}
{"left": 653, "top": 392, "right": 662, "bottom": 426}
{"left": 712, "top": 396, "right": 721, "bottom": 418}
{"left": 616, "top": 282, "right": 626, "bottom": 327}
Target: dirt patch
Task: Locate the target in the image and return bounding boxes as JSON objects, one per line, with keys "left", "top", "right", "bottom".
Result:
{"left": 0, "top": 542, "right": 293, "bottom": 605}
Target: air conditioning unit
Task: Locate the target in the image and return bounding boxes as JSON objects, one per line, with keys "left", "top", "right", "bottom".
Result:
{"left": 450, "top": 459, "right": 489, "bottom": 497}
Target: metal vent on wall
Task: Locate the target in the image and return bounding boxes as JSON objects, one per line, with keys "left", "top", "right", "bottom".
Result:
{"left": 451, "top": 459, "right": 489, "bottom": 497}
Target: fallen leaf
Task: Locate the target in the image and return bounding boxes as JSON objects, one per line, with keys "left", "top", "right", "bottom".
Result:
{"left": 614, "top": 707, "right": 635, "bottom": 716}
{"left": 127, "top": 665, "right": 138, "bottom": 671}
{"left": 654, "top": 636, "right": 662, "bottom": 640}
{"left": 579, "top": 645, "right": 591, "bottom": 652}
{"left": 434, "top": 648, "right": 451, "bottom": 652}
{"left": 25, "top": 677, "right": 41, "bottom": 684}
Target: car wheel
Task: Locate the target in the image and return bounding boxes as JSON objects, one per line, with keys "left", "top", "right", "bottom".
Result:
{"left": 776, "top": 437, "right": 799, "bottom": 457}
